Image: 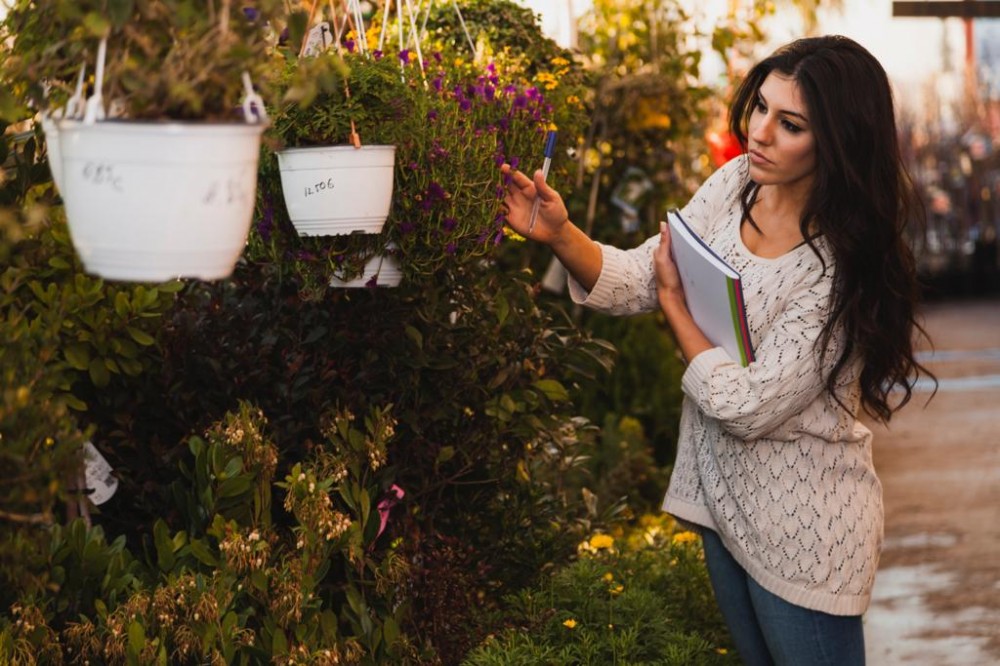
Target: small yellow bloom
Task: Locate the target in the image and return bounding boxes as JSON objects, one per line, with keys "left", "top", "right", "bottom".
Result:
{"left": 716, "top": 648, "right": 729, "bottom": 655}
{"left": 672, "top": 531, "right": 698, "bottom": 545}
{"left": 610, "top": 584, "right": 624, "bottom": 596}
{"left": 589, "top": 534, "right": 614, "bottom": 550}
{"left": 563, "top": 619, "right": 577, "bottom": 629}
{"left": 551, "top": 56, "right": 570, "bottom": 67}
{"left": 602, "top": 572, "right": 614, "bottom": 582}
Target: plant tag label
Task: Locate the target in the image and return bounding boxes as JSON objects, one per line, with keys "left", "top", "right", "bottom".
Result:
{"left": 302, "top": 22, "right": 334, "bottom": 58}
{"left": 83, "top": 441, "right": 118, "bottom": 505}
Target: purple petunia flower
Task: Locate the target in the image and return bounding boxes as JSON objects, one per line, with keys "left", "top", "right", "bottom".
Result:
{"left": 345, "top": 39, "right": 355, "bottom": 53}
{"left": 399, "top": 49, "right": 410, "bottom": 64}
{"left": 373, "top": 49, "right": 384, "bottom": 60}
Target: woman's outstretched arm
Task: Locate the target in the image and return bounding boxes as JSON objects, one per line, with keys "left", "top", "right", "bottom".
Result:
{"left": 501, "top": 163, "right": 603, "bottom": 291}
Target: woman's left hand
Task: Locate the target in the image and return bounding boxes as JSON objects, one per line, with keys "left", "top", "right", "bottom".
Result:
{"left": 653, "top": 221, "right": 686, "bottom": 309}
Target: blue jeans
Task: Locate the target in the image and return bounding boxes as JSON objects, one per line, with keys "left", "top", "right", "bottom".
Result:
{"left": 700, "top": 528, "right": 866, "bottom": 666}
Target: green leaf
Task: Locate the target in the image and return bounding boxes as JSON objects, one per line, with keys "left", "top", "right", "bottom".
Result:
{"left": 359, "top": 488, "right": 371, "bottom": 529}
{"left": 188, "top": 539, "right": 218, "bottom": 567}
{"left": 532, "top": 379, "right": 570, "bottom": 402}
{"left": 218, "top": 476, "right": 252, "bottom": 499}
{"left": 88, "top": 358, "right": 110, "bottom": 387}
{"left": 383, "top": 616, "right": 400, "bottom": 647}
{"left": 404, "top": 325, "right": 423, "bottom": 349}
{"left": 114, "top": 292, "right": 130, "bottom": 318}
{"left": 64, "top": 344, "right": 90, "bottom": 371}
{"left": 435, "top": 446, "right": 455, "bottom": 465}
{"left": 126, "top": 326, "right": 155, "bottom": 346}
{"left": 153, "top": 520, "right": 175, "bottom": 572}
{"left": 271, "top": 628, "right": 288, "bottom": 655}
{"left": 496, "top": 292, "right": 510, "bottom": 325}
{"left": 127, "top": 620, "right": 145, "bottom": 658}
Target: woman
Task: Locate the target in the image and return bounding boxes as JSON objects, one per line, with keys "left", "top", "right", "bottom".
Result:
{"left": 501, "top": 35, "right": 933, "bottom": 665}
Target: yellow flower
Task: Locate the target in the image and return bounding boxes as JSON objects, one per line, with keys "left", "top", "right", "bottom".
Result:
{"left": 502, "top": 225, "right": 526, "bottom": 242}
{"left": 610, "top": 584, "right": 624, "bottom": 596}
{"left": 563, "top": 619, "right": 577, "bottom": 629}
{"left": 589, "top": 534, "right": 614, "bottom": 550}
{"left": 551, "top": 56, "right": 570, "bottom": 67}
{"left": 672, "top": 531, "right": 698, "bottom": 545}
{"left": 716, "top": 648, "right": 729, "bottom": 655}
{"left": 602, "top": 572, "right": 614, "bottom": 582}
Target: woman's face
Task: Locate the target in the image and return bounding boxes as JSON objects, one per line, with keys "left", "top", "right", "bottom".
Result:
{"left": 746, "top": 72, "right": 817, "bottom": 191}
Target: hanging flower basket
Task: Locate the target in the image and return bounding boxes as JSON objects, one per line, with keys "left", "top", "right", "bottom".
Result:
{"left": 58, "top": 119, "right": 267, "bottom": 282}
{"left": 39, "top": 114, "right": 68, "bottom": 195}
{"left": 276, "top": 144, "right": 395, "bottom": 236}
{"left": 329, "top": 245, "right": 402, "bottom": 288}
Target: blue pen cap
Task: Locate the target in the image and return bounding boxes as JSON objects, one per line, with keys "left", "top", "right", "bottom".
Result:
{"left": 543, "top": 130, "right": 558, "bottom": 158}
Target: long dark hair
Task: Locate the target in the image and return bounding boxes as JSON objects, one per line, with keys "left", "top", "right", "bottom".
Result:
{"left": 729, "top": 35, "right": 934, "bottom": 422}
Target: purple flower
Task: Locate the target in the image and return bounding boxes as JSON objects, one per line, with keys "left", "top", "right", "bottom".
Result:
{"left": 432, "top": 75, "right": 443, "bottom": 92}
{"left": 373, "top": 49, "right": 384, "bottom": 60}
{"left": 242, "top": 7, "right": 259, "bottom": 21}
{"left": 433, "top": 51, "right": 443, "bottom": 63}
{"left": 513, "top": 95, "right": 527, "bottom": 110}
{"left": 443, "top": 217, "right": 457, "bottom": 232}
{"left": 256, "top": 200, "right": 274, "bottom": 242}
{"left": 503, "top": 84, "right": 518, "bottom": 96}
{"left": 445, "top": 242, "right": 457, "bottom": 255}
{"left": 427, "top": 109, "right": 438, "bottom": 122}
{"left": 509, "top": 156, "right": 521, "bottom": 170}
{"left": 398, "top": 49, "right": 410, "bottom": 65}
{"left": 495, "top": 185, "right": 505, "bottom": 199}
{"left": 459, "top": 97, "right": 472, "bottom": 111}
{"left": 345, "top": 39, "right": 356, "bottom": 53}
{"left": 400, "top": 221, "right": 416, "bottom": 235}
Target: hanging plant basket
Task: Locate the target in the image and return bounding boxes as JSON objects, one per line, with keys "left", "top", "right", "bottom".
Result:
{"left": 58, "top": 119, "right": 266, "bottom": 282}
{"left": 39, "top": 114, "right": 69, "bottom": 194}
{"left": 276, "top": 144, "right": 395, "bottom": 236}
{"left": 329, "top": 245, "right": 402, "bottom": 288}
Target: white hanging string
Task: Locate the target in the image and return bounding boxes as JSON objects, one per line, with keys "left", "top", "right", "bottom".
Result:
{"left": 83, "top": 36, "right": 107, "bottom": 124}
{"left": 402, "top": 0, "right": 425, "bottom": 71}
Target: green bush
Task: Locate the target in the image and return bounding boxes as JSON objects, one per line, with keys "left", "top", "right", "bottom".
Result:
{"left": 463, "top": 515, "right": 737, "bottom": 666}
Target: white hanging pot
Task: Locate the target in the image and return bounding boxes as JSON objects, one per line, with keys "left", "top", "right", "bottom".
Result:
{"left": 276, "top": 144, "right": 395, "bottom": 236}
{"left": 58, "top": 120, "right": 266, "bottom": 281}
{"left": 57, "top": 38, "right": 268, "bottom": 282}
{"left": 40, "top": 114, "right": 68, "bottom": 195}
{"left": 329, "top": 248, "right": 402, "bottom": 288}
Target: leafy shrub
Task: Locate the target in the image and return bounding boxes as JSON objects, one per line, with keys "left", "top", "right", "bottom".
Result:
{"left": 463, "top": 514, "right": 737, "bottom": 666}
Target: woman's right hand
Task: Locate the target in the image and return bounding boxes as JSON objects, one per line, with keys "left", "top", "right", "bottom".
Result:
{"left": 500, "top": 163, "right": 570, "bottom": 244}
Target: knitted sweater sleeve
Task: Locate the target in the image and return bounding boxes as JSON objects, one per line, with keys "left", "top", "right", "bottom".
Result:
{"left": 680, "top": 271, "right": 841, "bottom": 441}
{"left": 568, "top": 157, "right": 746, "bottom": 314}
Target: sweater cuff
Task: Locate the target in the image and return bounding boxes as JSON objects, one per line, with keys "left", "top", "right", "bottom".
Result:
{"left": 567, "top": 244, "right": 625, "bottom": 308}
{"left": 681, "top": 347, "right": 732, "bottom": 400}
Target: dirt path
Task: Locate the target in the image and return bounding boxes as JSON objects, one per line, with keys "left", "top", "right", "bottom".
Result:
{"left": 863, "top": 299, "right": 1000, "bottom": 665}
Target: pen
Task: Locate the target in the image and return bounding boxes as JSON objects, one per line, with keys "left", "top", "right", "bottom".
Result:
{"left": 527, "top": 130, "right": 558, "bottom": 235}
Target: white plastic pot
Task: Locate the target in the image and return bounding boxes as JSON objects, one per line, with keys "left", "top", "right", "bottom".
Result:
{"left": 39, "top": 115, "right": 77, "bottom": 195}
{"left": 58, "top": 120, "right": 266, "bottom": 281}
{"left": 329, "top": 251, "right": 402, "bottom": 288}
{"left": 276, "top": 145, "right": 395, "bottom": 236}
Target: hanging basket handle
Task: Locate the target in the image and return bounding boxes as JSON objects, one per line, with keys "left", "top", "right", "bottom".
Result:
{"left": 241, "top": 71, "right": 268, "bottom": 125}
{"left": 82, "top": 36, "right": 108, "bottom": 125}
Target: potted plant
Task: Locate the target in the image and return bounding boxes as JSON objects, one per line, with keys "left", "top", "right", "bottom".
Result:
{"left": 2, "top": 0, "right": 284, "bottom": 282}
{"left": 270, "top": 44, "right": 410, "bottom": 237}
{"left": 250, "top": 11, "right": 590, "bottom": 293}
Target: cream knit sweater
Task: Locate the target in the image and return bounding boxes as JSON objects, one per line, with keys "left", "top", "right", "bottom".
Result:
{"left": 568, "top": 156, "right": 883, "bottom": 616}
